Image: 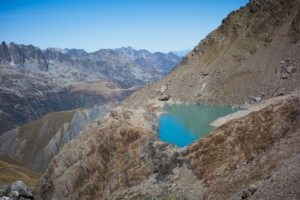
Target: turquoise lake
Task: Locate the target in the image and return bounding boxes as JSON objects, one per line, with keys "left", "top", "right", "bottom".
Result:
{"left": 159, "top": 104, "right": 243, "bottom": 147}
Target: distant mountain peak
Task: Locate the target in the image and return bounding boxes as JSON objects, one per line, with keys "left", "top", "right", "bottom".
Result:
{"left": 45, "top": 47, "right": 87, "bottom": 57}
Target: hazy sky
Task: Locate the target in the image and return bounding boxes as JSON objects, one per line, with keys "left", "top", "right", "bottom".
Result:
{"left": 0, "top": 0, "right": 249, "bottom": 53}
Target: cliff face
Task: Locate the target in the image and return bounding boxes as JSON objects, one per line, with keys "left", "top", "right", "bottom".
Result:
{"left": 124, "top": 0, "right": 300, "bottom": 108}
{"left": 0, "top": 104, "right": 111, "bottom": 173}
{"left": 34, "top": 94, "right": 300, "bottom": 199}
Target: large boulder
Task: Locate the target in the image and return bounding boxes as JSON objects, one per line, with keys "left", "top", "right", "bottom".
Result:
{"left": 158, "top": 94, "right": 170, "bottom": 101}
{"left": 0, "top": 180, "right": 32, "bottom": 200}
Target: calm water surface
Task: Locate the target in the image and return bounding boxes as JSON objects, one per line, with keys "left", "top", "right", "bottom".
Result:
{"left": 159, "top": 104, "right": 243, "bottom": 147}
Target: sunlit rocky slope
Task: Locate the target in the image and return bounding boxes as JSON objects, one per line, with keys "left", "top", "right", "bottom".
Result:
{"left": 0, "top": 43, "right": 181, "bottom": 135}
{"left": 125, "top": 0, "right": 300, "bottom": 108}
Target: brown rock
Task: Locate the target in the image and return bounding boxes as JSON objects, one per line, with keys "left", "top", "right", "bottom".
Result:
{"left": 241, "top": 189, "right": 251, "bottom": 199}
{"left": 286, "top": 66, "right": 297, "bottom": 74}
{"left": 248, "top": 184, "right": 258, "bottom": 194}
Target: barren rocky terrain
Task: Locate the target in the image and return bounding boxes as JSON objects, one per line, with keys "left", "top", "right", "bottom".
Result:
{"left": 33, "top": 93, "right": 300, "bottom": 200}
{"left": 124, "top": 0, "right": 300, "bottom": 108}
{"left": 1, "top": 0, "right": 300, "bottom": 199}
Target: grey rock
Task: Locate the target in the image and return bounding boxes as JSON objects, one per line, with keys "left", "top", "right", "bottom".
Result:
{"left": 159, "top": 85, "right": 168, "bottom": 93}
{"left": 0, "top": 197, "right": 13, "bottom": 200}
{"left": 280, "top": 61, "right": 285, "bottom": 64}
{"left": 0, "top": 42, "right": 12, "bottom": 62}
{"left": 281, "top": 73, "right": 288, "bottom": 79}
{"left": 9, "top": 191, "right": 19, "bottom": 198}
{"left": 158, "top": 94, "right": 170, "bottom": 101}
{"left": 253, "top": 96, "right": 261, "bottom": 102}
{"left": 0, "top": 181, "right": 32, "bottom": 200}
{"left": 286, "top": 66, "right": 297, "bottom": 74}
{"left": 241, "top": 189, "right": 251, "bottom": 199}
{"left": 9, "top": 181, "right": 32, "bottom": 198}
{"left": 8, "top": 42, "right": 48, "bottom": 71}
{"left": 140, "top": 138, "right": 185, "bottom": 176}
{"left": 248, "top": 184, "right": 258, "bottom": 194}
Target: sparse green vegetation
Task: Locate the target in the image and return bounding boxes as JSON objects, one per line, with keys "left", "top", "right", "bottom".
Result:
{"left": 165, "top": 192, "right": 177, "bottom": 200}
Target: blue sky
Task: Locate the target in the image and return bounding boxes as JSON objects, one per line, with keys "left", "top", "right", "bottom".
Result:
{"left": 0, "top": 0, "right": 249, "bottom": 53}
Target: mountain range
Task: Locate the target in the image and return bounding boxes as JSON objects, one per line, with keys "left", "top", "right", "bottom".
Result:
{"left": 0, "top": 43, "right": 182, "bottom": 135}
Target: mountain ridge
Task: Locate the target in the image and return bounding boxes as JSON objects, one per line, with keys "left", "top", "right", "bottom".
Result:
{"left": 0, "top": 42, "right": 181, "bottom": 135}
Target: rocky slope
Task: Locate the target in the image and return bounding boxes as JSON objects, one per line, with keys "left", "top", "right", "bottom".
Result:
{"left": 125, "top": 0, "right": 300, "bottom": 108}
{"left": 0, "top": 153, "right": 40, "bottom": 191}
{"left": 34, "top": 94, "right": 300, "bottom": 199}
{"left": 0, "top": 104, "right": 112, "bottom": 173}
{"left": 0, "top": 42, "right": 181, "bottom": 135}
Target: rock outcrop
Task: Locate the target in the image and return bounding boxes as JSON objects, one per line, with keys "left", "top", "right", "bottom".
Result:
{"left": 0, "top": 180, "right": 33, "bottom": 200}
{"left": 34, "top": 107, "right": 160, "bottom": 199}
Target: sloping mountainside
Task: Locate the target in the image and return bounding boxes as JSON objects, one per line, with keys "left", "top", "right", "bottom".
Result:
{"left": 115, "top": 47, "right": 182, "bottom": 74}
{"left": 0, "top": 153, "right": 40, "bottom": 191}
{"left": 34, "top": 94, "right": 300, "bottom": 199}
{"left": 125, "top": 0, "right": 300, "bottom": 108}
{"left": 0, "top": 42, "right": 181, "bottom": 135}
{"left": 0, "top": 104, "right": 111, "bottom": 173}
